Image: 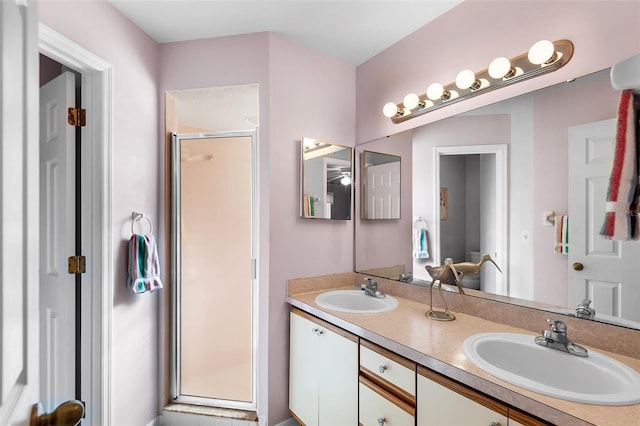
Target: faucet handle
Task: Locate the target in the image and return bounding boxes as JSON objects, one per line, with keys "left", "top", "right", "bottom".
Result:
{"left": 546, "top": 319, "right": 566, "bottom": 333}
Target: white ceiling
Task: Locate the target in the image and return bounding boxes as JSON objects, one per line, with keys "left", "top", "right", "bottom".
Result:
{"left": 108, "top": 0, "right": 462, "bottom": 66}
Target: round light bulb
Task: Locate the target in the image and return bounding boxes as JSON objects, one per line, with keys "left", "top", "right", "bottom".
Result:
{"left": 528, "top": 40, "right": 555, "bottom": 65}
{"left": 403, "top": 93, "right": 420, "bottom": 110}
{"left": 426, "top": 83, "right": 444, "bottom": 100}
{"left": 488, "top": 57, "right": 512, "bottom": 79}
{"left": 382, "top": 102, "right": 399, "bottom": 118}
{"left": 340, "top": 175, "right": 351, "bottom": 186}
{"left": 455, "top": 69, "right": 477, "bottom": 89}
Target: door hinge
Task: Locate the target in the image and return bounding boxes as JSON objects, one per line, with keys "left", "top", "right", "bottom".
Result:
{"left": 68, "top": 255, "right": 86, "bottom": 274}
{"left": 68, "top": 107, "right": 86, "bottom": 127}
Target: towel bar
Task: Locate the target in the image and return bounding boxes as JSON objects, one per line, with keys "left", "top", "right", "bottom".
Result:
{"left": 131, "top": 211, "right": 153, "bottom": 235}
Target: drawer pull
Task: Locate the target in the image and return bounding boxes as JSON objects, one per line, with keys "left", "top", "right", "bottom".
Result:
{"left": 378, "top": 365, "right": 387, "bottom": 374}
{"left": 489, "top": 422, "right": 501, "bottom": 426}
{"left": 311, "top": 327, "right": 324, "bottom": 336}
{"left": 377, "top": 417, "right": 386, "bottom": 426}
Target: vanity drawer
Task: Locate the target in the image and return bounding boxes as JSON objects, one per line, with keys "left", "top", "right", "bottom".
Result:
{"left": 359, "top": 377, "right": 415, "bottom": 426}
{"left": 360, "top": 340, "right": 416, "bottom": 398}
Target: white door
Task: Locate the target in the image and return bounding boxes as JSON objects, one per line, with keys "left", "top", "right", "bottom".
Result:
{"left": 365, "top": 161, "right": 400, "bottom": 219}
{"left": 39, "top": 71, "right": 77, "bottom": 412}
{"left": 568, "top": 119, "right": 640, "bottom": 321}
{"left": 0, "top": 1, "right": 40, "bottom": 424}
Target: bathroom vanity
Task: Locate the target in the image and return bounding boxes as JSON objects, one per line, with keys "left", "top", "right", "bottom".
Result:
{"left": 287, "top": 273, "right": 640, "bottom": 425}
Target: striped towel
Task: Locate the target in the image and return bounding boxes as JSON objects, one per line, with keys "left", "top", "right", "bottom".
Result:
{"left": 413, "top": 226, "right": 429, "bottom": 259}
{"left": 600, "top": 90, "right": 639, "bottom": 240}
{"left": 128, "top": 234, "right": 163, "bottom": 294}
{"left": 554, "top": 215, "right": 569, "bottom": 254}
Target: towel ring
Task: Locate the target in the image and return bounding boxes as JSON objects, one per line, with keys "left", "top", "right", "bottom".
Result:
{"left": 131, "top": 212, "right": 153, "bottom": 235}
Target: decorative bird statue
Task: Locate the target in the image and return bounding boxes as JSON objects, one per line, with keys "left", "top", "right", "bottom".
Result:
{"left": 452, "top": 253, "right": 502, "bottom": 278}
{"left": 425, "top": 253, "right": 502, "bottom": 294}
{"left": 425, "top": 258, "right": 465, "bottom": 295}
{"left": 424, "top": 258, "right": 462, "bottom": 320}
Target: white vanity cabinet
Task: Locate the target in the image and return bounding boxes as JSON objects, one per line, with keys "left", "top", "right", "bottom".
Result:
{"left": 359, "top": 340, "right": 416, "bottom": 426}
{"left": 289, "top": 309, "right": 358, "bottom": 426}
{"left": 417, "top": 366, "right": 509, "bottom": 426}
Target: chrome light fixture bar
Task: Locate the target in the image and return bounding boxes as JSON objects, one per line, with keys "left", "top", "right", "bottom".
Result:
{"left": 383, "top": 39, "right": 574, "bottom": 124}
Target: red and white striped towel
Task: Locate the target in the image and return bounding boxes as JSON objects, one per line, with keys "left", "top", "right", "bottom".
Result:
{"left": 554, "top": 215, "right": 569, "bottom": 254}
{"left": 600, "top": 90, "right": 639, "bottom": 240}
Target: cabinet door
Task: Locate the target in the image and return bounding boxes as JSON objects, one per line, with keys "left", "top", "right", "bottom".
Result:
{"left": 317, "top": 318, "right": 358, "bottom": 426}
{"left": 418, "top": 371, "right": 508, "bottom": 426}
{"left": 290, "top": 310, "right": 358, "bottom": 426}
{"left": 289, "top": 312, "right": 320, "bottom": 425}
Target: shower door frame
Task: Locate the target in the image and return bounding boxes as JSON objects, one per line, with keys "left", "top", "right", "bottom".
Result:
{"left": 171, "top": 130, "right": 259, "bottom": 411}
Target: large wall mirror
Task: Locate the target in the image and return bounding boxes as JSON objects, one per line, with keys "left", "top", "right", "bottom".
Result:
{"left": 356, "top": 68, "right": 640, "bottom": 331}
{"left": 361, "top": 150, "right": 401, "bottom": 220}
{"left": 301, "top": 137, "right": 353, "bottom": 220}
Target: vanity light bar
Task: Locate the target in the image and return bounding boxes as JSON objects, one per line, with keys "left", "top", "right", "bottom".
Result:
{"left": 383, "top": 39, "right": 574, "bottom": 124}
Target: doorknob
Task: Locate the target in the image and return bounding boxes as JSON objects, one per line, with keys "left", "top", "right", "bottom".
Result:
{"left": 572, "top": 262, "right": 584, "bottom": 271}
{"left": 30, "top": 400, "right": 84, "bottom": 426}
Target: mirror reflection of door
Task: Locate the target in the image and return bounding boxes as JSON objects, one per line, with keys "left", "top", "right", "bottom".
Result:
{"left": 361, "top": 150, "right": 401, "bottom": 220}
{"left": 301, "top": 137, "right": 352, "bottom": 220}
{"left": 568, "top": 119, "right": 640, "bottom": 323}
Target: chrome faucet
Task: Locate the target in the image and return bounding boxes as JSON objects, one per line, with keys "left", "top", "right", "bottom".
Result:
{"left": 535, "top": 319, "right": 588, "bottom": 357}
{"left": 361, "top": 278, "right": 386, "bottom": 299}
{"left": 575, "top": 299, "right": 596, "bottom": 319}
{"left": 398, "top": 272, "right": 413, "bottom": 282}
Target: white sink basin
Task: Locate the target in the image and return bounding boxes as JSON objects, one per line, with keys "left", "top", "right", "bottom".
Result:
{"left": 315, "top": 290, "right": 398, "bottom": 314}
{"left": 463, "top": 332, "right": 640, "bottom": 405}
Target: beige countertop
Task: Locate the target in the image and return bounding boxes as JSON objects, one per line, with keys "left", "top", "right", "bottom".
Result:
{"left": 287, "top": 283, "right": 640, "bottom": 426}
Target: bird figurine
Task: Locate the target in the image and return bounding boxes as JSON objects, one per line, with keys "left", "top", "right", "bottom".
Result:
{"left": 424, "top": 258, "right": 463, "bottom": 321}
{"left": 452, "top": 253, "right": 502, "bottom": 277}
{"left": 425, "top": 258, "right": 465, "bottom": 295}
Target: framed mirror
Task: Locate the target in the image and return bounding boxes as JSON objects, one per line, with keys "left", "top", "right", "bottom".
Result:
{"left": 301, "top": 137, "right": 353, "bottom": 220}
{"left": 361, "top": 150, "right": 401, "bottom": 220}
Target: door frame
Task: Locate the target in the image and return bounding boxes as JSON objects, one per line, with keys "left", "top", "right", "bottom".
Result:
{"left": 433, "top": 144, "right": 508, "bottom": 296}
{"left": 39, "top": 24, "right": 112, "bottom": 425}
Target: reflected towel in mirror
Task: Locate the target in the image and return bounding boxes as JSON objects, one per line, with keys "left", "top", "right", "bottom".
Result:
{"left": 600, "top": 90, "right": 639, "bottom": 240}
{"left": 554, "top": 214, "right": 569, "bottom": 254}
{"left": 413, "top": 220, "right": 429, "bottom": 259}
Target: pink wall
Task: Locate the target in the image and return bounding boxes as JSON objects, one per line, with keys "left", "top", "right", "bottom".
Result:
{"left": 39, "top": 2, "right": 160, "bottom": 425}
{"left": 160, "top": 32, "right": 354, "bottom": 423}
{"left": 356, "top": 0, "right": 640, "bottom": 144}
{"left": 267, "top": 33, "right": 355, "bottom": 422}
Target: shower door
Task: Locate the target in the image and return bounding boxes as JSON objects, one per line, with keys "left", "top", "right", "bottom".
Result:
{"left": 172, "top": 131, "right": 257, "bottom": 410}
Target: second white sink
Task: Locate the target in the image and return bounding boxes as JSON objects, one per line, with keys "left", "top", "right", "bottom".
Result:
{"left": 315, "top": 290, "right": 398, "bottom": 314}
{"left": 463, "top": 332, "right": 640, "bottom": 405}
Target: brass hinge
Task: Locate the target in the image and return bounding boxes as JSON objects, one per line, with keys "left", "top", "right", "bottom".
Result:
{"left": 68, "top": 107, "right": 86, "bottom": 127}
{"left": 68, "top": 255, "right": 86, "bottom": 274}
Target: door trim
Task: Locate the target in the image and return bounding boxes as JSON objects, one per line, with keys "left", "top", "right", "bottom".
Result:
{"left": 39, "top": 23, "right": 113, "bottom": 425}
